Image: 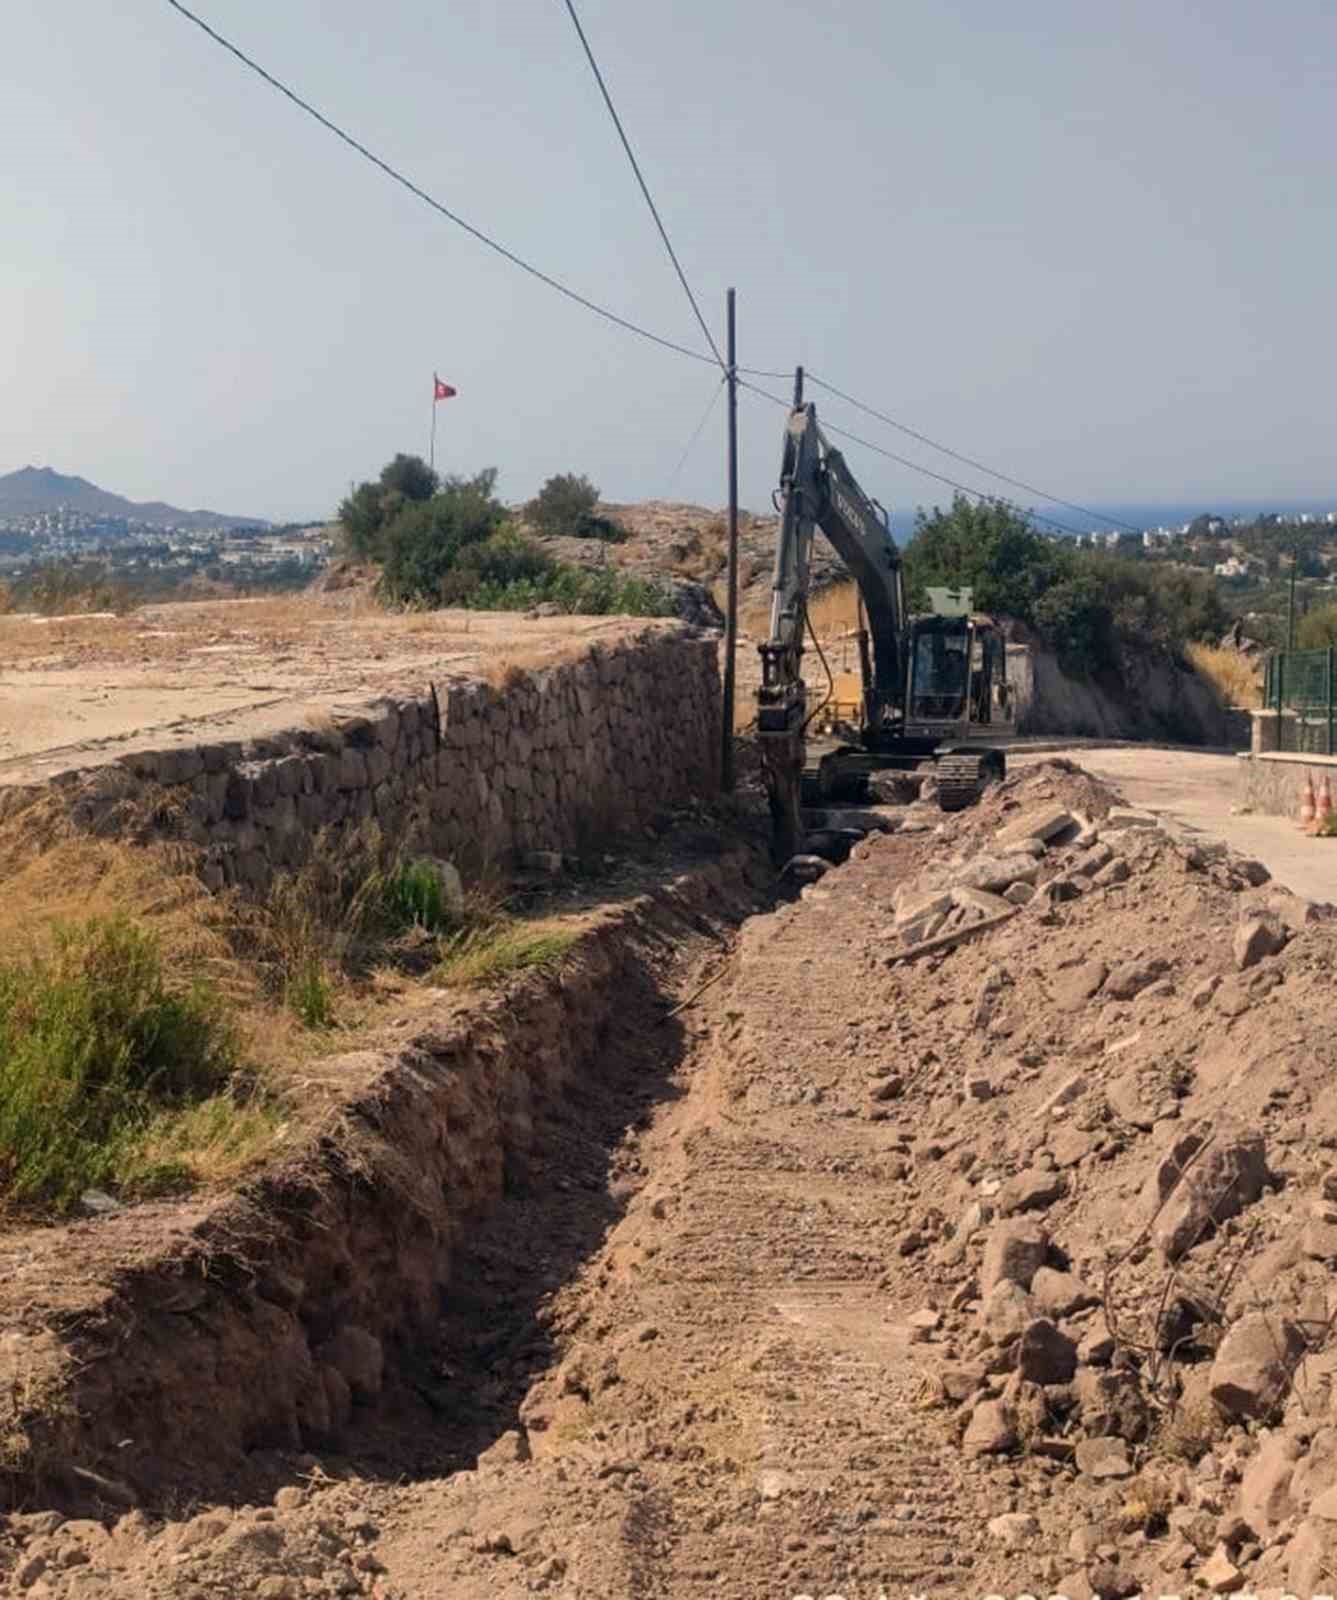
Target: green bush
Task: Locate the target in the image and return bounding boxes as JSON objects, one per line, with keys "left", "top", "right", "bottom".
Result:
{"left": 438, "top": 530, "right": 556, "bottom": 604}
{"left": 382, "top": 860, "right": 457, "bottom": 934}
{"left": 0, "top": 917, "right": 244, "bottom": 1210}
{"left": 377, "top": 470, "right": 508, "bottom": 605}
{"left": 338, "top": 453, "right": 441, "bottom": 560}
{"left": 573, "top": 510, "right": 628, "bottom": 543}
{"left": 525, "top": 473, "right": 600, "bottom": 537}
{"left": 467, "top": 566, "right": 674, "bottom": 617}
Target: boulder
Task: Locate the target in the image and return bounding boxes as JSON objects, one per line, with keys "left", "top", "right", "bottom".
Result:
{"left": 1104, "top": 957, "right": 1169, "bottom": 1001}
{"left": 1031, "top": 1266, "right": 1099, "bottom": 1318}
{"left": 1151, "top": 1127, "right": 1270, "bottom": 1263}
{"left": 954, "top": 853, "right": 1043, "bottom": 894}
{"left": 981, "top": 1217, "right": 1049, "bottom": 1295}
{"left": 1209, "top": 1314, "right": 1306, "bottom": 1421}
{"left": 1074, "top": 1367, "right": 1149, "bottom": 1441}
{"left": 1017, "top": 1318, "right": 1078, "bottom": 1385}
{"left": 1074, "top": 1436, "right": 1133, "bottom": 1479}
{"left": 1234, "top": 916, "right": 1287, "bottom": 971}
{"left": 996, "top": 1166, "right": 1067, "bottom": 1216}
{"left": 1235, "top": 1429, "right": 1300, "bottom": 1541}
{"left": 1048, "top": 1125, "right": 1098, "bottom": 1169}
{"left": 1092, "top": 858, "right": 1131, "bottom": 888}
{"left": 979, "top": 1280, "right": 1035, "bottom": 1343}
{"left": 987, "top": 1511, "right": 1040, "bottom": 1547}
{"left": 1198, "top": 1546, "right": 1246, "bottom": 1594}
{"left": 995, "top": 806, "right": 1074, "bottom": 849}
{"left": 1051, "top": 961, "right": 1108, "bottom": 1013}
{"left": 962, "top": 1396, "right": 1016, "bottom": 1456}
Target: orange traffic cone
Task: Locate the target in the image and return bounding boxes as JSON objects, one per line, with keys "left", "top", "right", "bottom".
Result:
{"left": 1318, "top": 775, "right": 1334, "bottom": 834}
{"left": 1300, "top": 773, "right": 1317, "bottom": 829}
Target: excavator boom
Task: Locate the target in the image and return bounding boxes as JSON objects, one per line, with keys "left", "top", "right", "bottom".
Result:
{"left": 757, "top": 382, "right": 905, "bottom": 860}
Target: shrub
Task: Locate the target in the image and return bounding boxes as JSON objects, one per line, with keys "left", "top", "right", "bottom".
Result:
{"left": 467, "top": 566, "right": 674, "bottom": 617}
{"left": 525, "top": 473, "right": 600, "bottom": 537}
{"left": 377, "top": 470, "right": 508, "bottom": 605}
{"left": 1298, "top": 603, "right": 1337, "bottom": 650}
{"left": 438, "top": 530, "right": 555, "bottom": 604}
{"left": 0, "top": 917, "right": 245, "bottom": 1211}
{"left": 338, "top": 453, "right": 441, "bottom": 561}
{"left": 382, "top": 859, "right": 457, "bottom": 934}
{"left": 573, "top": 510, "right": 627, "bottom": 543}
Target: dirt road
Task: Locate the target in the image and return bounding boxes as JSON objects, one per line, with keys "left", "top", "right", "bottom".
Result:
{"left": 1013, "top": 743, "right": 1337, "bottom": 904}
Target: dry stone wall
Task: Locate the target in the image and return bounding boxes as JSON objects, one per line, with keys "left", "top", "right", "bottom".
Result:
{"left": 46, "top": 625, "right": 720, "bottom": 890}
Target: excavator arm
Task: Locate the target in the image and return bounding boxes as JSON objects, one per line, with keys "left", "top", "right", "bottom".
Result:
{"left": 756, "top": 380, "right": 906, "bottom": 861}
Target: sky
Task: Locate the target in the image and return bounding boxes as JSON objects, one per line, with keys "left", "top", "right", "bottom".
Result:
{"left": 4, "top": 0, "right": 1337, "bottom": 525}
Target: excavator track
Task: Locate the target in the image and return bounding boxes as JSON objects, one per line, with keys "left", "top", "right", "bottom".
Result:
{"left": 934, "top": 752, "right": 1000, "bottom": 812}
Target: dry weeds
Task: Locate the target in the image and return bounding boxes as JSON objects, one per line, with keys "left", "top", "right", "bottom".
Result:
{"left": 1187, "top": 642, "right": 1262, "bottom": 708}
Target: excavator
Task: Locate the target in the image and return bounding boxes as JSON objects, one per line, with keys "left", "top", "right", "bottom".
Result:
{"left": 756, "top": 371, "right": 1014, "bottom": 862}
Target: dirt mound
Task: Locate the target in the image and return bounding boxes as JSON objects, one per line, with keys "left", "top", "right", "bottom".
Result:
{"left": 9, "top": 760, "right": 1337, "bottom": 1597}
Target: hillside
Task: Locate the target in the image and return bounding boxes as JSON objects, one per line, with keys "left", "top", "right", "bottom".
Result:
{"left": 0, "top": 465, "right": 268, "bottom": 530}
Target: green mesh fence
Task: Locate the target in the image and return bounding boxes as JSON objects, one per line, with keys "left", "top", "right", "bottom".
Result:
{"left": 1264, "top": 648, "right": 1337, "bottom": 753}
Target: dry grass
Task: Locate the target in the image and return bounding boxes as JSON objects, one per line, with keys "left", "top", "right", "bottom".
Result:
{"left": 1119, "top": 1467, "right": 1175, "bottom": 1534}
{"left": 1187, "top": 642, "right": 1262, "bottom": 708}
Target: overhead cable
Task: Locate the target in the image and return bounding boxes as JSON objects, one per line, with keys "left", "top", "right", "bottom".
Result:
{"left": 664, "top": 377, "right": 727, "bottom": 497}
{"left": 558, "top": 0, "right": 724, "bottom": 370}
{"left": 805, "top": 372, "right": 1141, "bottom": 535}
{"left": 162, "top": 0, "right": 720, "bottom": 368}
{"left": 738, "top": 380, "right": 1087, "bottom": 539}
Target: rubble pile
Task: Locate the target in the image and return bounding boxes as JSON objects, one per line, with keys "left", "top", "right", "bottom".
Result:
{"left": 834, "top": 762, "right": 1337, "bottom": 1598}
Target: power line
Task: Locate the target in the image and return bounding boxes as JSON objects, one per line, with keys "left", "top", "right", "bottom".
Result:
{"left": 664, "top": 377, "right": 727, "bottom": 497}
{"left": 805, "top": 372, "right": 1142, "bottom": 535}
{"left": 737, "top": 379, "right": 1088, "bottom": 539}
{"left": 558, "top": 0, "right": 725, "bottom": 371}
{"left": 162, "top": 0, "right": 720, "bottom": 370}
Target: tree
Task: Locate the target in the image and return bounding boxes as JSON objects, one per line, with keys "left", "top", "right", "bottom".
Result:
{"left": 378, "top": 470, "right": 507, "bottom": 605}
{"left": 526, "top": 473, "right": 600, "bottom": 537}
{"left": 338, "top": 454, "right": 440, "bottom": 560}
{"left": 903, "top": 495, "right": 1071, "bottom": 622}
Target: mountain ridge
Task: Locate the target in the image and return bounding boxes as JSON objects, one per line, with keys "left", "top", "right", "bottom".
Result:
{"left": 0, "top": 466, "right": 269, "bottom": 530}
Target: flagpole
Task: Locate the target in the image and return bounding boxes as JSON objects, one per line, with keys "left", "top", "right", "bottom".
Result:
{"left": 429, "top": 381, "right": 438, "bottom": 474}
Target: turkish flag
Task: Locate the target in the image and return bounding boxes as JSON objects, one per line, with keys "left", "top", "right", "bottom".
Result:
{"left": 434, "top": 376, "right": 456, "bottom": 401}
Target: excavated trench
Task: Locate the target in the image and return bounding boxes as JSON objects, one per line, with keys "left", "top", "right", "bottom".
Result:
{"left": 0, "top": 837, "right": 774, "bottom": 1519}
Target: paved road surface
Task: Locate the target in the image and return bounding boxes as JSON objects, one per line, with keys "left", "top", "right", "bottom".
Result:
{"left": 1014, "top": 744, "right": 1337, "bottom": 905}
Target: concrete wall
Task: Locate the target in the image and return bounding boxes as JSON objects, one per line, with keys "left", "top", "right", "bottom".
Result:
{"left": 1239, "top": 750, "right": 1337, "bottom": 817}
{"left": 25, "top": 625, "right": 720, "bottom": 890}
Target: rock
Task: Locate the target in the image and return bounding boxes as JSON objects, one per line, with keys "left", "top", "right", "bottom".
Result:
{"left": 1107, "top": 1071, "right": 1155, "bottom": 1132}
{"left": 316, "top": 1326, "right": 384, "bottom": 1403}
{"left": 14, "top": 1556, "right": 47, "bottom": 1590}
{"left": 1323, "top": 1169, "right": 1337, "bottom": 1204}
{"left": 1312, "top": 1485, "right": 1337, "bottom": 1520}
{"left": 1017, "top": 1319, "right": 1078, "bottom": 1384}
{"left": 987, "top": 1511, "right": 1040, "bottom": 1547}
{"left": 939, "top": 1363, "right": 987, "bottom": 1402}
{"left": 954, "top": 854, "right": 1042, "bottom": 894}
{"left": 477, "top": 1429, "right": 532, "bottom": 1470}
{"left": 1075, "top": 1436, "right": 1133, "bottom": 1479}
{"left": 981, "top": 1217, "right": 1049, "bottom": 1294}
{"left": 78, "top": 1188, "right": 123, "bottom": 1216}
{"left": 869, "top": 1074, "right": 904, "bottom": 1102}
{"left": 1190, "top": 974, "right": 1222, "bottom": 1009}
{"left": 1209, "top": 1314, "right": 1306, "bottom": 1421}
{"left": 783, "top": 853, "right": 830, "bottom": 884}
{"left": 1051, "top": 961, "right": 1108, "bottom": 1012}
{"left": 1077, "top": 1324, "right": 1116, "bottom": 1366}
{"left": 963, "top": 1070, "right": 994, "bottom": 1101}
{"left": 1198, "top": 1545, "right": 1246, "bottom": 1593}
{"left": 997, "top": 1166, "right": 1066, "bottom": 1216}
{"left": 1048, "top": 1125, "right": 1097, "bottom": 1168}
{"left": 979, "top": 1280, "right": 1035, "bottom": 1343}
{"left": 951, "top": 885, "right": 1014, "bottom": 919}
{"left": 1302, "top": 1217, "right": 1337, "bottom": 1261}
{"left": 1105, "top": 957, "right": 1168, "bottom": 1001}
{"left": 1152, "top": 1127, "right": 1270, "bottom": 1262}
{"left": 1234, "top": 916, "right": 1287, "bottom": 971}
{"left": 1092, "top": 857, "right": 1131, "bottom": 888}
{"left": 1236, "top": 1430, "right": 1300, "bottom": 1540}
{"left": 1031, "top": 1266, "right": 1099, "bottom": 1318}
{"left": 1074, "top": 1368, "right": 1149, "bottom": 1441}
{"left": 962, "top": 1397, "right": 1016, "bottom": 1456}
{"left": 273, "top": 1486, "right": 305, "bottom": 1513}
{"left": 1003, "top": 881, "right": 1035, "bottom": 906}
{"left": 996, "top": 806, "right": 1074, "bottom": 848}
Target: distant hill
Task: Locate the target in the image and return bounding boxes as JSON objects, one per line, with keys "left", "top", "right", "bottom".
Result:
{"left": 0, "top": 466, "right": 269, "bottom": 530}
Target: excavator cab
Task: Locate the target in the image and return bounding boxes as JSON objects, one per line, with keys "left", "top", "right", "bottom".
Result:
{"left": 903, "top": 613, "right": 1011, "bottom": 737}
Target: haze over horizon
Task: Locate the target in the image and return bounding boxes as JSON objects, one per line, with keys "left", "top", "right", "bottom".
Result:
{"left": 5, "top": 2, "right": 1336, "bottom": 524}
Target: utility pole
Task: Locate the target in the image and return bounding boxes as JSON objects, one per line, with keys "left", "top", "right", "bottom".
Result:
{"left": 721, "top": 288, "right": 739, "bottom": 791}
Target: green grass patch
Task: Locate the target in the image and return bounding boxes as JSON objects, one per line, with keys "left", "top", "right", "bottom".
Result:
{"left": 382, "top": 858, "right": 457, "bottom": 933}
{"left": 436, "top": 922, "right": 578, "bottom": 988}
{"left": 0, "top": 916, "right": 265, "bottom": 1213}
